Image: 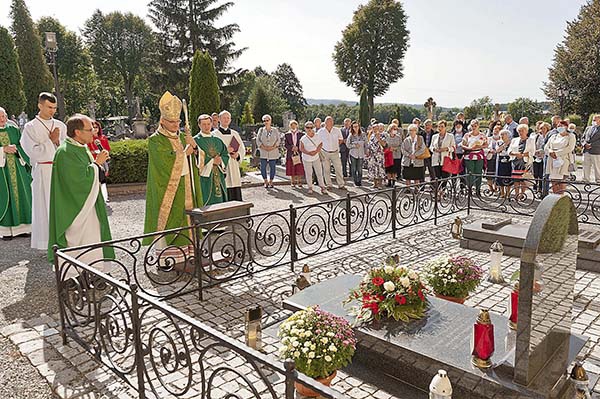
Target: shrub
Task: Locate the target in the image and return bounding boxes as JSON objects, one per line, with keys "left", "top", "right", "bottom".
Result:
{"left": 106, "top": 139, "right": 148, "bottom": 184}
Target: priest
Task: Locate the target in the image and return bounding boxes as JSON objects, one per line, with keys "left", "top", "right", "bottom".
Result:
{"left": 193, "top": 114, "right": 229, "bottom": 205}
{"left": 47, "top": 114, "right": 114, "bottom": 271}
{"left": 0, "top": 107, "right": 32, "bottom": 240}
{"left": 21, "top": 92, "right": 67, "bottom": 250}
{"left": 212, "top": 110, "right": 245, "bottom": 201}
{"left": 143, "top": 92, "right": 201, "bottom": 263}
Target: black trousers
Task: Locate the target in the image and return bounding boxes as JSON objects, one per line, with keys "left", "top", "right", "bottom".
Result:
{"left": 227, "top": 187, "right": 243, "bottom": 202}
{"left": 340, "top": 150, "right": 350, "bottom": 177}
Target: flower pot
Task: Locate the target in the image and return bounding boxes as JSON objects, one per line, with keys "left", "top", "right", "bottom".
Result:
{"left": 435, "top": 292, "right": 466, "bottom": 304}
{"left": 295, "top": 371, "right": 337, "bottom": 397}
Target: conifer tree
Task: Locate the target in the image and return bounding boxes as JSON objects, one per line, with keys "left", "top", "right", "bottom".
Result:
{"left": 240, "top": 101, "right": 254, "bottom": 125}
{"left": 10, "top": 0, "right": 53, "bottom": 117}
{"left": 0, "top": 26, "right": 26, "bottom": 116}
{"left": 189, "top": 51, "right": 220, "bottom": 134}
{"left": 359, "top": 86, "right": 370, "bottom": 127}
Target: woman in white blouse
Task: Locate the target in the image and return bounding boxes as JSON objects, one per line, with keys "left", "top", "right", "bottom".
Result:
{"left": 508, "top": 124, "right": 536, "bottom": 199}
{"left": 545, "top": 120, "right": 576, "bottom": 194}
{"left": 429, "top": 120, "right": 455, "bottom": 193}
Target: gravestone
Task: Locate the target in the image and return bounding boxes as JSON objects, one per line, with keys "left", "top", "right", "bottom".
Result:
{"left": 282, "top": 195, "right": 589, "bottom": 398}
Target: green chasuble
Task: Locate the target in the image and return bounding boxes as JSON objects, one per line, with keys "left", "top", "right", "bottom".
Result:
{"left": 48, "top": 139, "right": 114, "bottom": 263}
{"left": 0, "top": 125, "right": 32, "bottom": 230}
{"left": 143, "top": 128, "right": 202, "bottom": 246}
{"left": 193, "top": 133, "right": 229, "bottom": 205}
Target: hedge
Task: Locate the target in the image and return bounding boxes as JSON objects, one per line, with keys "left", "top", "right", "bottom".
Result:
{"left": 106, "top": 139, "right": 148, "bottom": 184}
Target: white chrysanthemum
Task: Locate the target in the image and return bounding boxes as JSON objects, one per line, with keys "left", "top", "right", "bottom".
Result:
{"left": 325, "top": 355, "right": 332, "bottom": 362}
{"left": 310, "top": 344, "right": 316, "bottom": 350}
{"left": 384, "top": 265, "right": 395, "bottom": 274}
{"left": 294, "top": 351, "right": 300, "bottom": 358}
{"left": 302, "top": 347, "right": 309, "bottom": 353}
{"left": 321, "top": 337, "right": 328, "bottom": 344}
{"left": 327, "top": 332, "right": 335, "bottom": 337}
{"left": 400, "top": 277, "right": 410, "bottom": 288}
{"left": 383, "top": 281, "right": 396, "bottom": 292}
{"left": 292, "top": 341, "right": 299, "bottom": 347}
{"left": 329, "top": 345, "right": 337, "bottom": 352}
{"left": 308, "top": 352, "right": 315, "bottom": 359}
{"left": 408, "top": 270, "right": 418, "bottom": 280}
{"left": 304, "top": 331, "right": 312, "bottom": 337}
{"left": 304, "top": 341, "right": 311, "bottom": 348}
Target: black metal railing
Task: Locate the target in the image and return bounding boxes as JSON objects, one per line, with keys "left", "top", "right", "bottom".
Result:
{"left": 54, "top": 249, "right": 349, "bottom": 399}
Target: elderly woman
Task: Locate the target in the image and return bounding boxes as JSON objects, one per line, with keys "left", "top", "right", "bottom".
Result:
{"left": 256, "top": 114, "right": 280, "bottom": 189}
{"left": 545, "top": 120, "right": 576, "bottom": 193}
{"left": 430, "top": 120, "right": 455, "bottom": 190}
{"left": 509, "top": 124, "right": 536, "bottom": 199}
{"left": 401, "top": 123, "right": 426, "bottom": 185}
{"left": 366, "top": 123, "right": 387, "bottom": 188}
{"left": 485, "top": 124, "right": 501, "bottom": 193}
{"left": 284, "top": 120, "right": 304, "bottom": 188}
{"left": 461, "top": 119, "right": 488, "bottom": 195}
{"left": 452, "top": 120, "right": 466, "bottom": 163}
{"left": 495, "top": 130, "right": 513, "bottom": 198}
{"left": 384, "top": 123, "right": 402, "bottom": 186}
{"left": 299, "top": 121, "right": 327, "bottom": 195}
{"left": 533, "top": 122, "right": 551, "bottom": 193}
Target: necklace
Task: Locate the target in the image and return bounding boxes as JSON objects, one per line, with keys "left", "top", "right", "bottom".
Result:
{"left": 35, "top": 116, "right": 54, "bottom": 134}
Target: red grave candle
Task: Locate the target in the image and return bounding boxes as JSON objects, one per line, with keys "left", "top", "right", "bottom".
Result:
{"left": 509, "top": 285, "right": 519, "bottom": 330}
{"left": 472, "top": 309, "right": 495, "bottom": 368}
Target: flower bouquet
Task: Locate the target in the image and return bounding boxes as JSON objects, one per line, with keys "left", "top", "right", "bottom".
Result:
{"left": 277, "top": 306, "right": 356, "bottom": 395}
{"left": 345, "top": 264, "right": 428, "bottom": 326}
{"left": 424, "top": 255, "right": 483, "bottom": 303}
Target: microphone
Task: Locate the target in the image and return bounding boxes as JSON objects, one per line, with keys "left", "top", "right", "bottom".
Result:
{"left": 94, "top": 139, "right": 104, "bottom": 152}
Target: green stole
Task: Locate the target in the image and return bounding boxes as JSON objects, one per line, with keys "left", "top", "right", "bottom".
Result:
{"left": 0, "top": 125, "right": 32, "bottom": 228}
{"left": 193, "top": 132, "right": 229, "bottom": 205}
{"left": 47, "top": 138, "right": 114, "bottom": 263}
{"left": 143, "top": 127, "right": 202, "bottom": 246}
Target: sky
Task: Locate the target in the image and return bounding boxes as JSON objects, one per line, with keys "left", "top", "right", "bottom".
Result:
{"left": 0, "top": 0, "right": 587, "bottom": 107}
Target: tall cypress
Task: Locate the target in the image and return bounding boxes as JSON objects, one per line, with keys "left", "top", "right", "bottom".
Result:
{"left": 0, "top": 27, "right": 26, "bottom": 116}
{"left": 188, "top": 50, "right": 220, "bottom": 134}
{"left": 10, "top": 0, "right": 53, "bottom": 117}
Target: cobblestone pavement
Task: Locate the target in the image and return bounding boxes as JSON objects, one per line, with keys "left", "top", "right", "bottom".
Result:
{"left": 2, "top": 183, "right": 600, "bottom": 398}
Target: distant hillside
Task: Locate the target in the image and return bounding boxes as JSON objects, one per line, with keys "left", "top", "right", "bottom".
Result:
{"left": 306, "top": 99, "right": 358, "bottom": 106}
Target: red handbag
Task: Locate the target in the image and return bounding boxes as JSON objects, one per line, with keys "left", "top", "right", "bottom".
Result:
{"left": 442, "top": 154, "right": 462, "bottom": 175}
{"left": 384, "top": 149, "right": 394, "bottom": 168}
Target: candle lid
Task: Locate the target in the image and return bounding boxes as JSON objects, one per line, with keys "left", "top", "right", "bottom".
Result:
{"left": 570, "top": 362, "right": 588, "bottom": 382}
{"left": 477, "top": 309, "right": 492, "bottom": 324}
{"left": 490, "top": 241, "right": 504, "bottom": 252}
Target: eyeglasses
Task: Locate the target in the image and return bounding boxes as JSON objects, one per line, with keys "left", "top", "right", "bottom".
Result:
{"left": 306, "top": 127, "right": 314, "bottom": 130}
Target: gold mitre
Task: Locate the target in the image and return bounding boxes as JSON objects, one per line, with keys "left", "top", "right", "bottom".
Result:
{"left": 159, "top": 91, "right": 182, "bottom": 121}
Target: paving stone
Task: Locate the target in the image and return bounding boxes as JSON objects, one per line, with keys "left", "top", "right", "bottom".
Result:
{"left": 0, "top": 322, "right": 26, "bottom": 337}
{"left": 10, "top": 330, "right": 41, "bottom": 345}
{"left": 18, "top": 338, "right": 46, "bottom": 354}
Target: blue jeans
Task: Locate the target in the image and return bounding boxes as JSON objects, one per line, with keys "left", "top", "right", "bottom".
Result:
{"left": 260, "top": 159, "right": 277, "bottom": 181}
{"left": 350, "top": 156, "right": 363, "bottom": 185}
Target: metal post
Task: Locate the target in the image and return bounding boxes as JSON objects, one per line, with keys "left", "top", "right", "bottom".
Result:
{"left": 345, "top": 194, "right": 351, "bottom": 245}
{"left": 192, "top": 224, "right": 203, "bottom": 301}
{"left": 130, "top": 284, "right": 146, "bottom": 399}
{"left": 467, "top": 173, "right": 472, "bottom": 216}
{"left": 284, "top": 360, "right": 296, "bottom": 399}
{"left": 289, "top": 205, "right": 297, "bottom": 272}
{"left": 391, "top": 187, "right": 397, "bottom": 238}
{"left": 53, "top": 246, "right": 68, "bottom": 345}
{"left": 434, "top": 179, "right": 439, "bottom": 226}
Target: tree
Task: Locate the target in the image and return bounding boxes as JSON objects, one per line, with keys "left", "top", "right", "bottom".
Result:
{"left": 10, "top": 0, "right": 53, "bottom": 117}
{"left": 544, "top": 0, "right": 600, "bottom": 120}
{"left": 240, "top": 101, "right": 254, "bottom": 125}
{"left": 0, "top": 27, "right": 26, "bottom": 116}
{"left": 251, "top": 82, "right": 269, "bottom": 124}
{"left": 333, "top": 0, "right": 409, "bottom": 118}
{"left": 189, "top": 50, "right": 220, "bottom": 134}
{"left": 272, "top": 63, "right": 307, "bottom": 119}
{"left": 249, "top": 76, "right": 287, "bottom": 126}
{"left": 359, "top": 86, "right": 369, "bottom": 127}
{"left": 36, "top": 17, "right": 97, "bottom": 117}
{"left": 83, "top": 10, "right": 155, "bottom": 120}
{"left": 507, "top": 97, "right": 544, "bottom": 122}
{"left": 148, "top": 0, "right": 246, "bottom": 95}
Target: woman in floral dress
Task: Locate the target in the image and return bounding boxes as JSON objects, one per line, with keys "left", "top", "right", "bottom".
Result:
{"left": 366, "top": 124, "right": 386, "bottom": 188}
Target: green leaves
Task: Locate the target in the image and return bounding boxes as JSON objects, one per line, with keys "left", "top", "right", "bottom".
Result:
{"left": 189, "top": 50, "right": 220, "bottom": 134}
{"left": 333, "top": 0, "right": 410, "bottom": 113}
{"left": 105, "top": 139, "right": 148, "bottom": 184}
{"left": 0, "top": 26, "right": 26, "bottom": 116}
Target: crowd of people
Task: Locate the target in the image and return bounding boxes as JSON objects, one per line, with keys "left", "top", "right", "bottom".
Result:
{"left": 259, "top": 111, "right": 599, "bottom": 200}
{"left": 2, "top": 91, "right": 600, "bottom": 267}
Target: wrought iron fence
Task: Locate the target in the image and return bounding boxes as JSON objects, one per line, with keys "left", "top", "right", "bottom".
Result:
{"left": 54, "top": 249, "right": 349, "bottom": 399}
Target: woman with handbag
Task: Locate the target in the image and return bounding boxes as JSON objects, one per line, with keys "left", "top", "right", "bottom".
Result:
{"left": 284, "top": 120, "right": 305, "bottom": 188}
{"left": 384, "top": 123, "right": 402, "bottom": 187}
{"left": 366, "top": 124, "right": 387, "bottom": 189}
{"left": 256, "top": 114, "right": 280, "bottom": 189}
{"left": 461, "top": 119, "right": 488, "bottom": 196}
{"left": 430, "top": 120, "right": 455, "bottom": 193}
{"left": 299, "top": 121, "right": 327, "bottom": 195}
{"left": 508, "top": 124, "right": 536, "bottom": 200}
{"left": 545, "top": 120, "right": 576, "bottom": 194}
{"left": 401, "top": 123, "right": 427, "bottom": 186}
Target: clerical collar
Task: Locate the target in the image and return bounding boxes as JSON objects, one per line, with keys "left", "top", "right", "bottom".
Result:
{"left": 219, "top": 127, "right": 231, "bottom": 135}
{"left": 199, "top": 131, "right": 212, "bottom": 137}
{"left": 157, "top": 125, "right": 179, "bottom": 139}
{"left": 66, "top": 137, "right": 87, "bottom": 147}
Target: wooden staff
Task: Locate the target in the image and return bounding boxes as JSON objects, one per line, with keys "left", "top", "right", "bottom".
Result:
{"left": 182, "top": 99, "right": 197, "bottom": 208}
